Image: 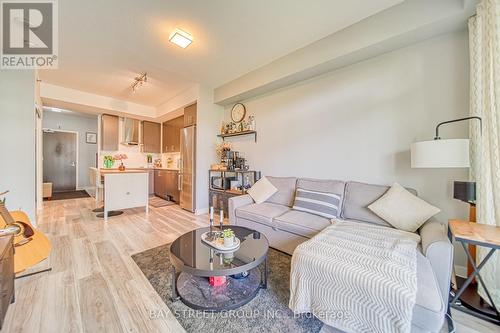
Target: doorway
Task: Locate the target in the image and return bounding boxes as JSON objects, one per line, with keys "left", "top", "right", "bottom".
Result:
{"left": 43, "top": 130, "right": 78, "bottom": 192}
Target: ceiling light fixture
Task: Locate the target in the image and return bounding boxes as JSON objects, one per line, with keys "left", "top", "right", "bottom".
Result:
{"left": 169, "top": 28, "right": 193, "bottom": 48}
{"left": 132, "top": 73, "right": 147, "bottom": 93}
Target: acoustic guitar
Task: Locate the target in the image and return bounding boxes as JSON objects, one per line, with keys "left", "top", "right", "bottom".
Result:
{"left": 0, "top": 194, "right": 51, "bottom": 273}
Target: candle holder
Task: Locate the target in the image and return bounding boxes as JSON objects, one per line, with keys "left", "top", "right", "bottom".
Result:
{"left": 206, "top": 206, "right": 219, "bottom": 241}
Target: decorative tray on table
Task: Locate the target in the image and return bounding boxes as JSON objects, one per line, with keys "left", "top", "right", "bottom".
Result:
{"left": 201, "top": 232, "right": 240, "bottom": 252}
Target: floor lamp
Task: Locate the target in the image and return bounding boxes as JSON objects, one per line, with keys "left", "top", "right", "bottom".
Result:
{"left": 410, "top": 116, "right": 495, "bottom": 319}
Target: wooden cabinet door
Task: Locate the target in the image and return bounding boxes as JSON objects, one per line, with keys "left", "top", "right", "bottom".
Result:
{"left": 184, "top": 103, "right": 197, "bottom": 127}
{"left": 162, "top": 122, "right": 169, "bottom": 152}
{"left": 162, "top": 117, "right": 182, "bottom": 153}
{"left": 142, "top": 121, "right": 161, "bottom": 153}
{"left": 163, "top": 123, "right": 175, "bottom": 153}
{"left": 101, "top": 114, "right": 119, "bottom": 151}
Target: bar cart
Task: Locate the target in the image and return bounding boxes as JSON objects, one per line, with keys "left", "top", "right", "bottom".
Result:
{"left": 208, "top": 170, "right": 261, "bottom": 216}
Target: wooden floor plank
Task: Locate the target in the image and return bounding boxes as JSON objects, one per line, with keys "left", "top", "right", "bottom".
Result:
{"left": 71, "top": 238, "right": 100, "bottom": 279}
{"left": 78, "top": 273, "right": 124, "bottom": 333}
{"left": 94, "top": 240, "right": 133, "bottom": 285}
{"left": 40, "top": 271, "right": 82, "bottom": 333}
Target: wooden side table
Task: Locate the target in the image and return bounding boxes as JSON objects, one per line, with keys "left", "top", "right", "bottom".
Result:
{"left": 0, "top": 235, "right": 14, "bottom": 329}
{"left": 449, "top": 220, "right": 500, "bottom": 324}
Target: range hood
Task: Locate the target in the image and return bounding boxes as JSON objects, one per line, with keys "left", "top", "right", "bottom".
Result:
{"left": 121, "top": 118, "right": 140, "bottom": 145}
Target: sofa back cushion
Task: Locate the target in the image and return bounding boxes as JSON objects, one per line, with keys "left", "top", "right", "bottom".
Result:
{"left": 266, "top": 176, "right": 298, "bottom": 207}
{"left": 341, "top": 181, "right": 417, "bottom": 227}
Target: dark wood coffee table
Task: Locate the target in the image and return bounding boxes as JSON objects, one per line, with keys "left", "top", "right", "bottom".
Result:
{"left": 169, "top": 226, "right": 269, "bottom": 311}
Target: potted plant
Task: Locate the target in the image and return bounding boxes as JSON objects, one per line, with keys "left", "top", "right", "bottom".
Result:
{"left": 113, "top": 154, "right": 128, "bottom": 171}
{"left": 103, "top": 155, "right": 115, "bottom": 169}
{"left": 222, "top": 228, "right": 235, "bottom": 247}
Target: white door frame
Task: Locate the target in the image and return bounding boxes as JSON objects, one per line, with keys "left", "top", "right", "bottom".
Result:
{"left": 42, "top": 128, "right": 79, "bottom": 190}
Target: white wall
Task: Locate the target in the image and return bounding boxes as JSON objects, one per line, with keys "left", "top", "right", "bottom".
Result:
{"left": 0, "top": 70, "right": 36, "bottom": 222}
{"left": 35, "top": 71, "right": 44, "bottom": 211}
{"left": 43, "top": 111, "right": 98, "bottom": 189}
{"left": 196, "top": 85, "right": 224, "bottom": 214}
{"left": 223, "top": 31, "right": 470, "bottom": 266}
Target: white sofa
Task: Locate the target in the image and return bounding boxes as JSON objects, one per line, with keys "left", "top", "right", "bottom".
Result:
{"left": 228, "top": 177, "right": 453, "bottom": 333}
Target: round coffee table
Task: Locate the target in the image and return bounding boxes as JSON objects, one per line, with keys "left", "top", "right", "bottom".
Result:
{"left": 169, "top": 226, "right": 269, "bottom": 311}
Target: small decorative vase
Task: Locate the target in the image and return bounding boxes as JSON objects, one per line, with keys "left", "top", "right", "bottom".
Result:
{"left": 223, "top": 236, "right": 234, "bottom": 247}
{"left": 104, "top": 159, "right": 114, "bottom": 169}
{"left": 118, "top": 162, "right": 125, "bottom": 171}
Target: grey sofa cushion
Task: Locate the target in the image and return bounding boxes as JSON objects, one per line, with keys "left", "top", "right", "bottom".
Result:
{"left": 341, "top": 181, "right": 417, "bottom": 227}
{"left": 412, "top": 251, "right": 445, "bottom": 332}
{"left": 274, "top": 210, "right": 331, "bottom": 238}
{"left": 265, "top": 176, "right": 297, "bottom": 206}
{"left": 235, "top": 203, "right": 290, "bottom": 228}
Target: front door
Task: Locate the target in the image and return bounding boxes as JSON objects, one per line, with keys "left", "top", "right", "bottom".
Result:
{"left": 43, "top": 131, "right": 77, "bottom": 192}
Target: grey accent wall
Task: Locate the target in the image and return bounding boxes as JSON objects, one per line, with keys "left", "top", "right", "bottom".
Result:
{"left": 0, "top": 70, "right": 36, "bottom": 222}
{"left": 43, "top": 111, "right": 98, "bottom": 189}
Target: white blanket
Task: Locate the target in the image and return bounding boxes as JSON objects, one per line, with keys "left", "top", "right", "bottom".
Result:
{"left": 289, "top": 220, "right": 421, "bottom": 333}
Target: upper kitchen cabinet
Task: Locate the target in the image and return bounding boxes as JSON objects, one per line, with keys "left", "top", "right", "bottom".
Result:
{"left": 142, "top": 121, "right": 161, "bottom": 153}
{"left": 101, "top": 114, "right": 119, "bottom": 151}
{"left": 184, "top": 103, "right": 197, "bottom": 127}
{"left": 162, "top": 116, "right": 183, "bottom": 152}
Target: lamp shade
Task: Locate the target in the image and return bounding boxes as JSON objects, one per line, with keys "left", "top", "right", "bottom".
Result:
{"left": 411, "top": 139, "right": 470, "bottom": 168}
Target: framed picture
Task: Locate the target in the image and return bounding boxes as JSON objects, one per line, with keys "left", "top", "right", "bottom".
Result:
{"left": 86, "top": 132, "right": 97, "bottom": 144}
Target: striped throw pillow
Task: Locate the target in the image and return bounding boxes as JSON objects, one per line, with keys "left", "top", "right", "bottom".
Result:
{"left": 292, "top": 188, "right": 341, "bottom": 219}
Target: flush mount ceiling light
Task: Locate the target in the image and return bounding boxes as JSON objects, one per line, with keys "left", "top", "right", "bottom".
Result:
{"left": 132, "top": 73, "right": 147, "bottom": 93}
{"left": 169, "top": 28, "right": 193, "bottom": 48}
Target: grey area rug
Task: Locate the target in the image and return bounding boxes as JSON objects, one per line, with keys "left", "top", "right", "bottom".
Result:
{"left": 131, "top": 244, "right": 323, "bottom": 333}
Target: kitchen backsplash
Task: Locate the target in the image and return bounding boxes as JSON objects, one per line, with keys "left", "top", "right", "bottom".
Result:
{"left": 162, "top": 152, "right": 181, "bottom": 169}
{"left": 100, "top": 143, "right": 180, "bottom": 169}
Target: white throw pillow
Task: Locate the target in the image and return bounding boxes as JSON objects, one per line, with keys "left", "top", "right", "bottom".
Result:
{"left": 368, "top": 183, "right": 440, "bottom": 233}
{"left": 247, "top": 177, "right": 278, "bottom": 204}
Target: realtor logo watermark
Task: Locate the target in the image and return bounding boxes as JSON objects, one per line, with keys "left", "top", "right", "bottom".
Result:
{"left": 1, "top": 0, "right": 58, "bottom": 69}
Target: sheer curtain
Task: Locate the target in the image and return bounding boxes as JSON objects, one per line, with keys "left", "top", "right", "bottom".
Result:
{"left": 469, "top": 0, "right": 500, "bottom": 311}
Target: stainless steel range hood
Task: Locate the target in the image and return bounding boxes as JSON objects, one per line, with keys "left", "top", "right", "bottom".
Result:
{"left": 121, "top": 118, "right": 140, "bottom": 145}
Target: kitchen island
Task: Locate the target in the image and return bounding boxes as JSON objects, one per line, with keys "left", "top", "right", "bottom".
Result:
{"left": 100, "top": 169, "right": 149, "bottom": 221}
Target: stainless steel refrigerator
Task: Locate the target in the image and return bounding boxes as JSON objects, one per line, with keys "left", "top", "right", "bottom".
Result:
{"left": 180, "top": 125, "right": 196, "bottom": 212}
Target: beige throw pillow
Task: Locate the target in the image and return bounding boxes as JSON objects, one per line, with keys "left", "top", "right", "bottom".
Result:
{"left": 368, "top": 183, "right": 440, "bottom": 232}
{"left": 247, "top": 177, "right": 278, "bottom": 204}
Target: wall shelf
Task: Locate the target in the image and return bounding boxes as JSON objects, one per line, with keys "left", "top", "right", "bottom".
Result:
{"left": 217, "top": 130, "right": 257, "bottom": 142}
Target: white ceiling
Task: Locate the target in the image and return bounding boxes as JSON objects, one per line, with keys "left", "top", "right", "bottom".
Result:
{"left": 39, "top": 0, "right": 402, "bottom": 107}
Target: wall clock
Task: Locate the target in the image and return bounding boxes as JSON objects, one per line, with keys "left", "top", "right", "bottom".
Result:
{"left": 231, "top": 103, "right": 246, "bottom": 123}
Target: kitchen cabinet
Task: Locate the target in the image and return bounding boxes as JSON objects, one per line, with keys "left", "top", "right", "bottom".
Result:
{"left": 162, "top": 116, "right": 183, "bottom": 153}
{"left": 154, "top": 170, "right": 179, "bottom": 202}
{"left": 142, "top": 121, "right": 161, "bottom": 153}
{"left": 102, "top": 171, "right": 149, "bottom": 221}
{"left": 184, "top": 103, "right": 197, "bottom": 127}
{"left": 101, "top": 114, "right": 119, "bottom": 151}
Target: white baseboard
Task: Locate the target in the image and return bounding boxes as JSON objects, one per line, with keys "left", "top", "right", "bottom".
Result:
{"left": 195, "top": 207, "right": 209, "bottom": 215}
{"left": 454, "top": 265, "right": 467, "bottom": 278}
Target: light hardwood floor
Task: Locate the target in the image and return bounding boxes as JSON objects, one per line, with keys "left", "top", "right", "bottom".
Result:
{"left": 2, "top": 198, "right": 498, "bottom": 333}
